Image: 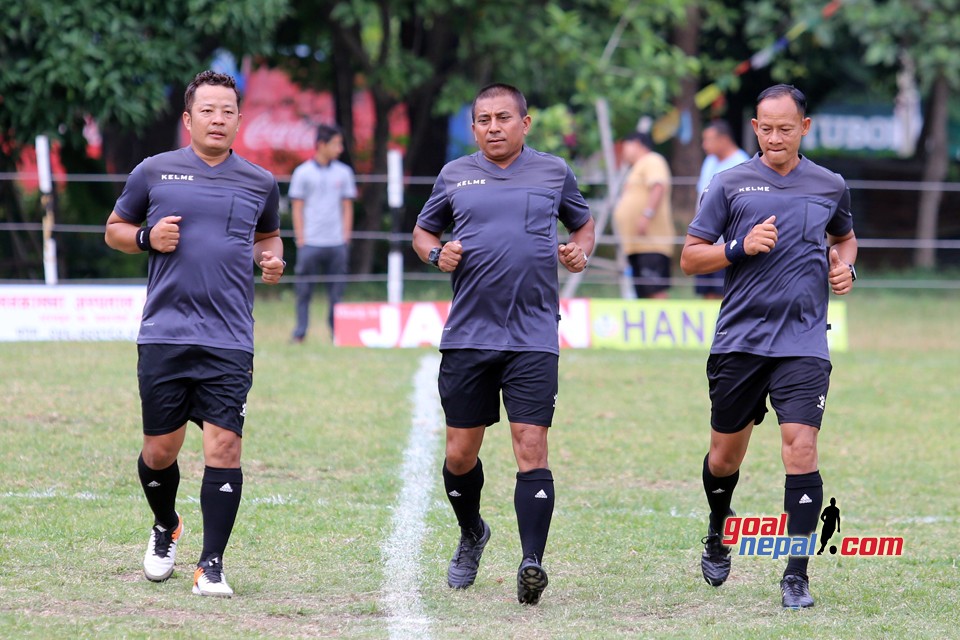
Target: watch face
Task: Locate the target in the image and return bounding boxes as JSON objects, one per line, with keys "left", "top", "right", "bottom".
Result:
{"left": 429, "top": 247, "right": 441, "bottom": 265}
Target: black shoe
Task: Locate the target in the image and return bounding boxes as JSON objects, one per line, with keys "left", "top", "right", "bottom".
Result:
{"left": 700, "top": 509, "right": 734, "bottom": 587}
{"left": 447, "top": 519, "right": 491, "bottom": 589}
{"left": 516, "top": 556, "right": 549, "bottom": 605}
{"left": 781, "top": 574, "right": 815, "bottom": 609}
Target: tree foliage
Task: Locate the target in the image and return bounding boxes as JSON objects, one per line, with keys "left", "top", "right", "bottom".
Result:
{"left": 0, "top": 0, "right": 289, "bottom": 153}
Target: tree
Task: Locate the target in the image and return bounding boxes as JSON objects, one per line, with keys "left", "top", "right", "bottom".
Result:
{"left": 0, "top": 0, "right": 288, "bottom": 278}
{"left": 273, "top": 0, "right": 699, "bottom": 273}
{"left": 842, "top": 0, "right": 960, "bottom": 269}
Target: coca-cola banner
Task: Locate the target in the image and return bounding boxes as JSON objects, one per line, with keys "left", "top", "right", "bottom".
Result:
{"left": 180, "top": 66, "right": 409, "bottom": 176}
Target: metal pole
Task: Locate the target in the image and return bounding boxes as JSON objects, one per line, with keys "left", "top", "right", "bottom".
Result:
{"left": 36, "top": 135, "right": 58, "bottom": 285}
{"left": 386, "top": 149, "right": 404, "bottom": 304}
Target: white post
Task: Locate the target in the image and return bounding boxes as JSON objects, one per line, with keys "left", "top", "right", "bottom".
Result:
{"left": 386, "top": 149, "right": 404, "bottom": 304}
{"left": 36, "top": 135, "right": 58, "bottom": 285}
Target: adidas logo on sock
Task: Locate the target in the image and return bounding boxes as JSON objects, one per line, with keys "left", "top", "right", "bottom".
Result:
{"left": 534, "top": 489, "right": 549, "bottom": 499}
{"left": 219, "top": 483, "right": 234, "bottom": 493}
{"left": 147, "top": 481, "right": 161, "bottom": 488}
{"left": 799, "top": 494, "right": 812, "bottom": 504}
{"left": 448, "top": 490, "right": 462, "bottom": 497}
{"left": 711, "top": 488, "right": 725, "bottom": 494}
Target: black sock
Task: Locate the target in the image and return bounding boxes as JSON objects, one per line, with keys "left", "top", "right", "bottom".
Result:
{"left": 199, "top": 466, "right": 243, "bottom": 564}
{"left": 702, "top": 454, "right": 739, "bottom": 535}
{"left": 784, "top": 470, "right": 823, "bottom": 578}
{"left": 514, "top": 468, "right": 554, "bottom": 562}
{"left": 443, "top": 458, "right": 484, "bottom": 536}
{"left": 138, "top": 453, "right": 179, "bottom": 529}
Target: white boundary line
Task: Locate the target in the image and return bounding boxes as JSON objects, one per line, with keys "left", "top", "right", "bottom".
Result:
{"left": 381, "top": 354, "right": 443, "bottom": 640}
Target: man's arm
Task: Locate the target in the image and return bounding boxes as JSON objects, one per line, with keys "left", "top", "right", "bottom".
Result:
{"left": 291, "top": 199, "right": 305, "bottom": 247}
{"left": 254, "top": 230, "right": 285, "bottom": 285}
{"left": 341, "top": 199, "right": 354, "bottom": 244}
{"left": 105, "top": 211, "right": 181, "bottom": 254}
{"left": 558, "top": 217, "right": 596, "bottom": 273}
{"left": 827, "top": 230, "right": 858, "bottom": 295}
{"left": 681, "top": 215, "right": 778, "bottom": 275}
{"left": 412, "top": 224, "right": 461, "bottom": 272}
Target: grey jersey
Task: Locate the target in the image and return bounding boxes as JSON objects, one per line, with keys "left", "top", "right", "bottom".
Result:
{"left": 288, "top": 159, "right": 357, "bottom": 247}
{"left": 114, "top": 146, "right": 281, "bottom": 353}
{"left": 689, "top": 154, "right": 853, "bottom": 359}
{"left": 417, "top": 146, "right": 592, "bottom": 355}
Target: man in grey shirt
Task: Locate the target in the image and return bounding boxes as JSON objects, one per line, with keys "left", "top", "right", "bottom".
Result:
{"left": 681, "top": 84, "right": 857, "bottom": 609}
{"left": 413, "top": 83, "right": 595, "bottom": 606}
{"left": 289, "top": 123, "right": 357, "bottom": 342}
{"left": 105, "top": 70, "right": 284, "bottom": 598}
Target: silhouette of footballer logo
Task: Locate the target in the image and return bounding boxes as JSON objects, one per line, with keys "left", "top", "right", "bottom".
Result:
{"left": 817, "top": 497, "right": 841, "bottom": 555}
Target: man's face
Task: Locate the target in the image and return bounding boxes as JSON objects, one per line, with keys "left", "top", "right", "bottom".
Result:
{"left": 472, "top": 93, "right": 530, "bottom": 166}
{"left": 318, "top": 134, "right": 344, "bottom": 162}
{"left": 751, "top": 94, "right": 810, "bottom": 172}
{"left": 183, "top": 84, "right": 241, "bottom": 158}
{"left": 701, "top": 128, "right": 721, "bottom": 156}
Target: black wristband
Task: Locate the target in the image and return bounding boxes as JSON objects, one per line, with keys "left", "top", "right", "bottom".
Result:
{"left": 724, "top": 237, "right": 747, "bottom": 264}
{"left": 135, "top": 226, "right": 153, "bottom": 252}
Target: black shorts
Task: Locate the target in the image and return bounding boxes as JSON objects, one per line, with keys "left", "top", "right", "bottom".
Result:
{"left": 627, "top": 253, "right": 671, "bottom": 298}
{"left": 706, "top": 353, "right": 832, "bottom": 434}
{"left": 438, "top": 349, "right": 559, "bottom": 428}
{"left": 137, "top": 344, "right": 253, "bottom": 436}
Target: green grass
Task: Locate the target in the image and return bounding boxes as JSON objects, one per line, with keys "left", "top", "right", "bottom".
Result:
{"left": 1, "top": 288, "right": 958, "bottom": 638}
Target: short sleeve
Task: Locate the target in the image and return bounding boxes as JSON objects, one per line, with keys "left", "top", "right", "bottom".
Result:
{"left": 287, "top": 164, "right": 308, "bottom": 200}
{"left": 256, "top": 181, "right": 282, "bottom": 233}
{"left": 113, "top": 163, "right": 150, "bottom": 224}
{"left": 416, "top": 174, "right": 453, "bottom": 233}
{"left": 558, "top": 165, "right": 592, "bottom": 231}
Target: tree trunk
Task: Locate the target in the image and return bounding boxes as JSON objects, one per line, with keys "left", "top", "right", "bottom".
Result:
{"left": 669, "top": 3, "right": 702, "bottom": 228}
{"left": 353, "top": 88, "right": 395, "bottom": 275}
{"left": 914, "top": 73, "right": 949, "bottom": 269}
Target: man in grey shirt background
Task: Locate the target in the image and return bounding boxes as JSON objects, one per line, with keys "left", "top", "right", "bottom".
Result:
{"left": 289, "top": 123, "right": 357, "bottom": 343}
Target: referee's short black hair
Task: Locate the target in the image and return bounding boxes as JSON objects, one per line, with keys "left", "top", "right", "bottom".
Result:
{"left": 472, "top": 83, "right": 528, "bottom": 120}
{"left": 316, "top": 123, "right": 343, "bottom": 146}
{"left": 757, "top": 84, "right": 807, "bottom": 117}
{"left": 623, "top": 131, "right": 655, "bottom": 149}
{"left": 184, "top": 70, "right": 241, "bottom": 112}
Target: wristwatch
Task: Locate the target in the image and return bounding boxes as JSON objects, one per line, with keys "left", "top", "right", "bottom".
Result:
{"left": 848, "top": 263, "right": 857, "bottom": 281}
{"left": 428, "top": 246, "right": 442, "bottom": 268}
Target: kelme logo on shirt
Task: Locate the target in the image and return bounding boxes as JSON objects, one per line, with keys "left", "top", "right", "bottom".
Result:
{"left": 738, "top": 185, "right": 770, "bottom": 192}
{"left": 456, "top": 179, "right": 486, "bottom": 188}
{"left": 161, "top": 174, "right": 195, "bottom": 181}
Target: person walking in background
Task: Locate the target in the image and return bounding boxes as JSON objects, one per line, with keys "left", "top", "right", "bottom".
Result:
{"left": 693, "top": 120, "right": 751, "bottom": 299}
{"left": 289, "top": 124, "right": 357, "bottom": 343}
{"left": 412, "top": 83, "right": 594, "bottom": 606}
{"left": 105, "top": 70, "right": 285, "bottom": 597}
{"left": 612, "top": 131, "right": 675, "bottom": 299}
{"left": 680, "top": 84, "right": 858, "bottom": 609}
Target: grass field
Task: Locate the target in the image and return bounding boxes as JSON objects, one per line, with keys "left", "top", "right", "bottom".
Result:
{"left": 1, "top": 288, "right": 958, "bottom": 639}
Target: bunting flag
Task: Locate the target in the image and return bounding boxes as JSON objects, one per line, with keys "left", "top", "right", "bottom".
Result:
{"left": 651, "top": 0, "right": 844, "bottom": 143}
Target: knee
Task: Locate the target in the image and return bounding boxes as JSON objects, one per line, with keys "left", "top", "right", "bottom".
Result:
{"left": 445, "top": 448, "right": 478, "bottom": 475}
{"left": 707, "top": 453, "right": 740, "bottom": 478}
{"left": 782, "top": 439, "right": 818, "bottom": 470}
{"left": 141, "top": 442, "right": 178, "bottom": 470}
{"left": 204, "top": 431, "right": 242, "bottom": 467}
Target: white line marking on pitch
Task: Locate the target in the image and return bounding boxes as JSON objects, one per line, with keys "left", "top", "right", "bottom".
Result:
{"left": 381, "top": 354, "right": 443, "bottom": 640}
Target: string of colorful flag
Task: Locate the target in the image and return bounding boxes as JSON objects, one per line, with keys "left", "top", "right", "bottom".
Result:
{"left": 651, "top": 0, "right": 845, "bottom": 143}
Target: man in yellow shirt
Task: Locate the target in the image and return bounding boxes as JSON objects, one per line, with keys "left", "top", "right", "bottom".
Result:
{"left": 613, "top": 131, "right": 675, "bottom": 298}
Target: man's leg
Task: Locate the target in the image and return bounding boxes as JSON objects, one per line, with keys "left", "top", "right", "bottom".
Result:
{"left": 779, "top": 422, "right": 822, "bottom": 608}
{"left": 194, "top": 422, "right": 243, "bottom": 597}
{"left": 444, "top": 426, "right": 490, "bottom": 589}
{"left": 292, "top": 246, "right": 320, "bottom": 341}
{"left": 510, "top": 422, "right": 554, "bottom": 605}
{"left": 140, "top": 427, "right": 187, "bottom": 582}
{"left": 701, "top": 425, "right": 752, "bottom": 586}
{"left": 323, "top": 244, "right": 348, "bottom": 336}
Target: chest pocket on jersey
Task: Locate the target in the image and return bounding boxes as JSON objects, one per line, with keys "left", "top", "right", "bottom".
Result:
{"left": 226, "top": 195, "right": 260, "bottom": 241}
{"left": 802, "top": 201, "right": 832, "bottom": 247}
{"left": 525, "top": 189, "right": 558, "bottom": 237}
